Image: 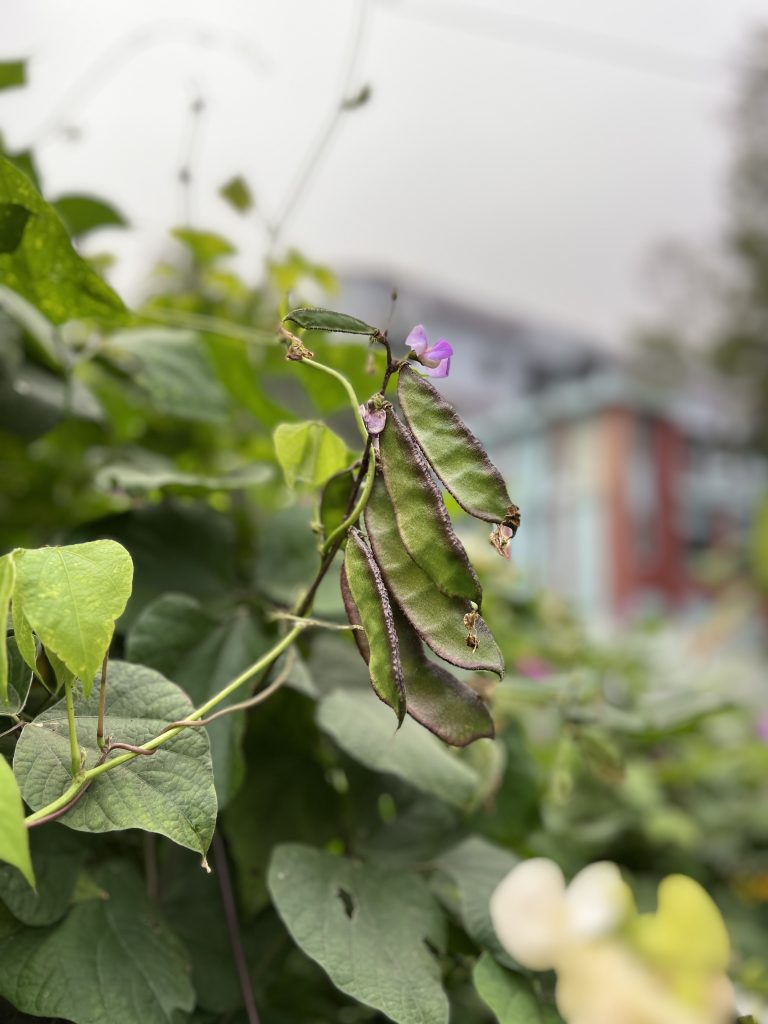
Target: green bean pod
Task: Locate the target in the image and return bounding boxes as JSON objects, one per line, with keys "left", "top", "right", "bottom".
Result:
{"left": 397, "top": 363, "right": 515, "bottom": 525}
{"left": 364, "top": 474, "right": 504, "bottom": 677}
{"left": 378, "top": 411, "right": 481, "bottom": 604}
{"left": 342, "top": 529, "right": 406, "bottom": 723}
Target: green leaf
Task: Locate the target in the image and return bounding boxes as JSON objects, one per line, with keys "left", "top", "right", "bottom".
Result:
{"left": 12, "top": 540, "right": 133, "bottom": 697}
{"left": 433, "top": 836, "right": 518, "bottom": 956}
{"left": 0, "top": 156, "right": 125, "bottom": 324}
{"left": 398, "top": 364, "right": 515, "bottom": 525}
{"left": 317, "top": 689, "right": 480, "bottom": 809}
{"left": 0, "top": 826, "right": 84, "bottom": 925}
{"left": 219, "top": 175, "right": 253, "bottom": 213}
{"left": 379, "top": 411, "right": 481, "bottom": 603}
{"left": 53, "top": 194, "right": 128, "bottom": 238}
{"left": 342, "top": 531, "right": 405, "bottom": 722}
{"left": 94, "top": 452, "right": 272, "bottom": 497}
{"left": 0, "top": 62, "right": 26, "bottom": 92}
{"left": 365, "top": 474, "right": 504, "bottom": 675}
{"left": 103, "top": 327, "right": 230, "bottom": 423}
{"left": 172, "top": 226, "right": 235, "bottom": 264}
{"left": 0, "top": 285, "right": 61, "bottom": 369}
{"left": 0, "top": 203, "right": 31, "bottom": 253}
{"left": 273, "top": 420, "right": 350, "bottom": 488}
{"left": 268, "top": 843, "right": 449, "bottom": 1024}
{"left": 0, "top": 861, "right": 195, "bottom": 1024}
{"left": 0, "top": 553, "right": 16, "bottom": 702}
{"left": 0, "top": 757, "right": 34, "bottom": 887}
{"left": 473, "top": 953, "right": 545, "bottom": 1023}
{"left": 127, "top": 594, "right": 268, "bottom": 806}
{"left": 283, "top": 306, "right": 379, "bottom": 336}
{"left": 320, "top": 467, "right": 356, "bottom": 543}
{"left": 10, "top": 590, "right": 36, "bottom": 676}
{"left": 13, "top": 661, "right": 217, "bottom": 856}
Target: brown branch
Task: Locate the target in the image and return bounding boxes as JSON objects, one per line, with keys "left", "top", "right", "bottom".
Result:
{"left": 213, "top": 831, "right": 260, "bottom": 1024}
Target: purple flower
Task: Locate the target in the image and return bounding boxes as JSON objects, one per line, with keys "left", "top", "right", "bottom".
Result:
{"left": 359, "top": 401, "right": 387, "bottom": 435}
{"left": 756, "top": 713, "right": 768, "bottom": 743}
{"left": 405, "top": 325, "right": 453, "bottom": 378}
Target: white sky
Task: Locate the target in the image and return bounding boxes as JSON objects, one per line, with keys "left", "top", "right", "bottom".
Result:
{"left": 3, "top": 0, "right": 768, "bottom": 346}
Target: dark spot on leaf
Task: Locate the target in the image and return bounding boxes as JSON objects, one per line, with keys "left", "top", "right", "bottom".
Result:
{"left": 336, "top": 886, "right": 355, "bottom": 919}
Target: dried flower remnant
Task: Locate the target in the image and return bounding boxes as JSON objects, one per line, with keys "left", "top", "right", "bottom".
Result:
{"left": 464, "top": 604, "right": 479, "bottom": 651}
{"left": 489, "top": 523, "right": 513, "bottom": 559}
{"left": 404, "top": 324, "right": 453, "bottom": 378}
{"left": 358, "top": 399, "right": 387, "bottom": 436}
{"left": 504, "top": 503, "right": 521, "bottom": 537}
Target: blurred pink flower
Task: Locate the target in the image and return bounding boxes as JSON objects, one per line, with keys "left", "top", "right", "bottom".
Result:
{"left": 405, "top": 325, "right": 453, "bottom": 377}
{"left": 516, "top": 656, "right": 553, "bottom": 680}
{"left": 756, "top": 714, "right": 768, "bottom": 743}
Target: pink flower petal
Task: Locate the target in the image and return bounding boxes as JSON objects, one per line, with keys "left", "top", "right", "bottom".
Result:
{"left": 426, "top": 339, "right": 453, "bottom": 360}
{"left": 424, "top": 357, "right": 451, "bottom": 378}
{"left": 405, "top": 324, "right": 429, "bottom": 356}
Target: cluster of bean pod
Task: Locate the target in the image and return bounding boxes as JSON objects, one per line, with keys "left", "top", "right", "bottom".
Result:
{"left": 337, "top": 363, "right": 520, "bottom": 747}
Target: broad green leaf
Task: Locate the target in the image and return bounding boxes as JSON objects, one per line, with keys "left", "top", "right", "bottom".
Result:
{"left": 12, "top": 540, "right": 133, "bottom": 697}
{"left": 53, "top": 194, "right": 128, "bottom": 238}
{"left": 283, "top": 306, "right": 379, "bottom": 336}
{"left": 172, "top": 226, "right": 235, "bottom": 264}
{"left": 219, "top": 175, "right": 253, "bottom": 213}
{"left": 0, "top": 156, "right": 125, "bottom": 324}
{"left": 10, "top": 590, "right": 35, "bottom": 675}
{"left": 94, "top": 453, "right": 272, "bottom": 497}
{"left": 268, "top": 843, "right": 449, "bottom": 1024}
{"left": 0, "top": 203, "right": 30, "bottom": 253}
{"left": 342, "top": 531, "right": 405, "bottom": 722}
{"left": 224, "top": 690, "right": 342, "bottom": 915}
{"left": 127, "top": 594, "right": 268, "bottom": 805}
{"left": 365, "top": 475, "right": 504, "bottom": 675}
{"left": 398, "top": 364, "right": 515, "bottom": 524}
{"left": 273, "top": 420, "right": 350, "bottom": 488}
{"left": 13, "top": 661, "right": 217, "bottom": 855}
{"left": 0, "top": 826, "right": 84, "bottom": 925}
{"left": 0, "top": 861, "right": 195, "bottom": 1024}
{"left": 103, "top": 328, "right": 230, "bottom": 423}
{"left": 0, "top": 553, "right": 15, "bottom": 701}
{"left": 0, "top": 757, "right": 33, "bottom": 887}
{"left": 317, "top": 689, "right": 480, "bottom": 809}
{"left": 379, "top": 411, "right": 481, "bottom": 603}
{"left": 473, "top": 953, "right": 547, "bottom": 1023}
{"left": 433, "top": 836, "right": 518, "bottom": 956}
{"left": 0, "top": 62, "right": 25, "bottom": 92}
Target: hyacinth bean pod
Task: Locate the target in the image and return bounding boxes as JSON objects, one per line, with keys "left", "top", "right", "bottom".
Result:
{"left": 342, "top": 574, "right": 494, "bottom": 745}
{"left": 397, "top": 363, "right": 515, "bottom": 525}
{"left": 342, "top": 530, "right": 406, "bottom": 723}
{"left": 378, "top": 411, "right": 482, "bottom": 604}
{"left": 364, "top": 474, "right": 504, "bottom": 676}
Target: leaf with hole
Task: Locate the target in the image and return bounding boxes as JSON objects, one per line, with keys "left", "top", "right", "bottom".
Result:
{"left": 12, "top": 540, "right": 133, "bottom": 697}
{"left": 0, "top": 156, "right": 125, "bottom": 324}
{"left": 364, "top": 474, "right": 504, "bottom": 675}
{"left": 398, "top": 364, "right": 515, "bottom": 525}
{"left": 0, "top": 861, "right": 195, "bottom": 1024}
{"left": 13, "top": 661, "right": 217, "bottom": 855}
{"left": 379, "top": 410, "right": 481, "bottom": 603}
{"left": 342, "top": 530, "right": 405, "bottom": 722}
{"left": 283, "top": 306, "right": 380, "bottom": 336}
{"left": 268, "top": 843, "right": 449, "bottom": 1024}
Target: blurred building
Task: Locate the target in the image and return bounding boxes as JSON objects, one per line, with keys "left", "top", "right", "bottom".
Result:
{"left": 342, "top": 272, "right": 768, "bottom": 618}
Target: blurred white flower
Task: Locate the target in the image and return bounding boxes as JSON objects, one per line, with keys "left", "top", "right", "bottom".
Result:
{"left": 490, "top": 858, "right": 734, "bottom": 1024}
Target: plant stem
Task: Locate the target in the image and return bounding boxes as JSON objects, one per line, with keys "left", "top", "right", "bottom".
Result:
{"left": 63, "top": 680, "right": 81, "bottom": 778}
{"left": 297, "top": 358, "right": 368, "bottom": 442}
{"left": 96, "top": 654, "right": 108, "bottom": 751}
{"left": 214, "top": 832, "right": 260, "bottom": 1024}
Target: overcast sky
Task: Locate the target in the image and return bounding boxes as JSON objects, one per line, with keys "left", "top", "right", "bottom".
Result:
{"left": 3, "top": 0, "right": 768, "bottom": 346}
